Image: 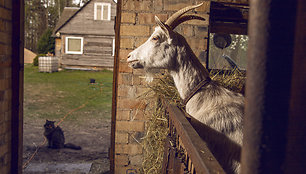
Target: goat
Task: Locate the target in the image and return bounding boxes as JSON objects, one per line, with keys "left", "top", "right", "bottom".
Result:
{"left": 127, "top": 3, "right": 244, "bottom": 174}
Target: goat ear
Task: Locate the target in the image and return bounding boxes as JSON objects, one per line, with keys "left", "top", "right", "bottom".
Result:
{"left": 155, "top": 16, "right": 172, "bottom": 38}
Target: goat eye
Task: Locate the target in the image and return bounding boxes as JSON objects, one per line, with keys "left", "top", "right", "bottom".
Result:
{"left": 152, "top": 36, "right": 159, "bottom": 41}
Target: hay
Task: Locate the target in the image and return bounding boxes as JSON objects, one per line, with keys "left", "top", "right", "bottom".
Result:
{"left": 140, "top": 74, "right": 180, "bottom": 174}
{"left": 140, "top": 69, "right": 245, "bottom": 173}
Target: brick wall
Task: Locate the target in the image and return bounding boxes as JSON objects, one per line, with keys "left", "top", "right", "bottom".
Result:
{"left": 0, "top": 0, "right": 13, "bottom": 173}
{"left": 114, "top": 0, "right": 210, "bottom": 173}
{"left": 0, "top": 0, "right": 23, "bottom": 173}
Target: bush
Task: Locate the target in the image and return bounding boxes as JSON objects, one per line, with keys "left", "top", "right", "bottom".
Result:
{"left": 37, "top": 28, "right": 55, "bottom": 54}
{"left": 33, "top": 54, "right": 46, "bottom": 66}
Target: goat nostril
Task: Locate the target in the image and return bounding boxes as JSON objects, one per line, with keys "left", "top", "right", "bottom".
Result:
{"left": 127, "top": 55, "right": 131, "bottom": 59}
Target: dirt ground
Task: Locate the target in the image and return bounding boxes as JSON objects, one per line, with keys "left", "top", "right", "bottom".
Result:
{"left": 23, "top": 117, "right": 111, "bottom": 174}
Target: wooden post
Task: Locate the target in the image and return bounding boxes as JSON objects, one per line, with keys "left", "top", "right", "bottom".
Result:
{"left": 11, "top": 0, "right": 24, "bottom": 173}
{"left": 241, "top": 0, "right": 300, "bottom": 173}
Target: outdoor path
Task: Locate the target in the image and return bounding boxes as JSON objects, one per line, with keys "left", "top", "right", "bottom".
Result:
{"left": 23, "top": 118, "right": 111, "bottom": 174}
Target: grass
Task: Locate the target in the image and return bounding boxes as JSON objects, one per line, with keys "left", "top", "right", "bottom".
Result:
{"left": 24, "top": 64, "right": 113, "bottom": 124}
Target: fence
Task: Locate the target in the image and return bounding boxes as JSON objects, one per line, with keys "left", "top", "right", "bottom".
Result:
{"left": 162, "top": 104, "right": 225, "bottom": 174}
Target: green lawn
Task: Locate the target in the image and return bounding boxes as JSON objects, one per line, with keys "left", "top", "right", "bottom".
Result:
{"left": 24, "top": 64, "right": 113, "bottom": 123}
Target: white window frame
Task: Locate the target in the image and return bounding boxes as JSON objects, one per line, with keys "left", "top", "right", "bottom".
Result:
{"left": 94, "top": 3, "right": 111, "bottom": 21}
{"left": 65, "top": 36, "right": 84, "bottom": 54}
{"left": 112, "top": 38, "right": 115, "bottom": 56}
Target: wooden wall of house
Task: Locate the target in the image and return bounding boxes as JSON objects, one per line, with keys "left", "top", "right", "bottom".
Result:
{"left": 55, "top": 38, "right": 61, "bottom": 58}
{"left": 58, "top": 0, "right": 116, "bottom": 69}
{"left": 60, "top": 0, "right": 116, "bottom": 36}
{"left": 60, "top": 34, "right": 114, "bottom": 68}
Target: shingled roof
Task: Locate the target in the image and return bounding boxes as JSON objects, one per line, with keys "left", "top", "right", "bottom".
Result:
{"left": 52, "top": 7, "right": 80, "bottom": 37}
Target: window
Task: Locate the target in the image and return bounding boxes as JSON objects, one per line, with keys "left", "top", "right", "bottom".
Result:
{"left": 208, "top": 33, "right": 248, "bottom": 70}
{"left": 94, "top": 3, "right": 111, "bottom": 20}
{"left": 65, "top": 37, "right": 83, "bottom": 54}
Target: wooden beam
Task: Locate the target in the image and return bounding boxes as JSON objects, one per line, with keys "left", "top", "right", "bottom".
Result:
{"left": 11, "top": 0, "right": 24, "bottom": 173}
{"left": 241, "top": 0, "right": 298, "bottom": 173}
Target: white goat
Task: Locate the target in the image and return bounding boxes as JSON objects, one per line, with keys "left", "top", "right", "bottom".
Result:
{"left": 127, "top": 3, "right": 244, "bottom": 174}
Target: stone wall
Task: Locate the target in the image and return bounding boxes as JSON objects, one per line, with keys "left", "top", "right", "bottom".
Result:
{"left": 0, "top": 0, "right": 13, "bottom": 173}
{"left": 114, "top": 0, "right": 210, "bottom": 173}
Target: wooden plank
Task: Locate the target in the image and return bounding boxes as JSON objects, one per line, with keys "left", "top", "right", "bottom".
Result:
{"left": 62, "top": 57, "right": 114, "bottom": 67}
{"left": 210, "top": 22, "right": 247, "bottom": 35}
{"left": 209, "top": 1, "right": 249, "bottom": 35}
{"left": 166, "top": 104, "right": 225, "bottom": 174}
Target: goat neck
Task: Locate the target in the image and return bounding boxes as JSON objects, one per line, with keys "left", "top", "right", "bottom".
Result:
{"left": 170, "top": 36, "right": 210, "bottom": 101}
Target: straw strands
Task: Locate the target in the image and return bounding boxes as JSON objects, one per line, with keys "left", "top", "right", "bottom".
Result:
{"left": 140, "top": 69, "right": 245, "bottom": 173}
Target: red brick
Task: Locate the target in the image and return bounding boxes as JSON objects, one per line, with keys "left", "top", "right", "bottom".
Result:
{"left": 132, "top": 68, "right": 146, "bottom": 76}
{"left": 130, "top": 155, "right": 143, "bottom": 166}
{"left": 153, "top": 0, "right": 163, "bottom": 11}
{"left": 0, "top": 101, "right": 9, "bottom": 114}
{"left": 4, "top": 0, "right": 12, "bottom": 9}
{"left": 132, "top": 75, "right": 146, "bottom": 86}
{"left": 115, "top": 132, "right": 129, "bottom": 143}
{"left": 0, "top": 142, "right": 9, "bottom": 156}
{"left": 194, "top": 26, "right": 208, "bottom": 37}
{"left": 4, "top": 111, "right": 10, "bottom": 122}
{"left": 115, "top": 154, "right": 129, "bottom": 165}
{"left": 186, "top": 37, "right": 206, "bottom": 51}
{"left": 118, "top": 85, "right": 136, "bottom": 98}
{"left": 120, "top": 37, "right": 134, "bottom": 49}
{"left": 0, "top": 7, "right": 11, "bottom": 20}
{"left": 116, "top": 121, "right": 145, "bottom": 132}
{"left": 116, "top": 109, "right": 130, "bottom": 121}
{"left": 115, "top": 144, "right": 143, "bottom": 155}
{"left": 119, "top": 49, "right": 132, "bottom": 61}
{"left": 118, "top": 98, "right": 147, "bottom": 110}
{"left": 0, "top": 20, "right": 5, "bottom": 32}
{"left": 164, "top": 2, "right": 187, "bottom": 11}
{"left": 130, "top": 110, "right": 146, "bottom": 120}
{"left": 135, "top": 87, "right": 149, "bottom": 97}
{"left": 0, "top": 165, "right": 9, "bottom": 174}
{"left": 120, "top": 25, "right": 150, "bottom": 36}
{"left": 138, "top": 13, "right": 168, "bottom": 24}
{"left": 0, "top": 32, "right": 11, "bottom": 46}
{"left": 118, "top": 73, "right": 132, "bottom": 85}
{"left": 135, "top": 37, "right": 148, "bottom": 48}
{"left": 182, "top": 25, "right": 194, "bottom": 37}
{"left": 119, "top": 62, "right": 133, "bottom": 73}
{"left": 122, "top": 0, "right": 152, "bottom": 11}
{"left": 121, "top": 12, "right": 136, "bottom": 24}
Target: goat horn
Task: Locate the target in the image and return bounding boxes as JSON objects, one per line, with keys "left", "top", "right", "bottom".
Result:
{"left": 165, "top": 3, "right": 204, "bottom": 29}
{"left": 170, "top": 14, "right": 206, "bottom": 29}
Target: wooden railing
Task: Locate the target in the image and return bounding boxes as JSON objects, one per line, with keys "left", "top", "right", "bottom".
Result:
{"left": 162, "top": 104, "right": 225, "bottom": 174}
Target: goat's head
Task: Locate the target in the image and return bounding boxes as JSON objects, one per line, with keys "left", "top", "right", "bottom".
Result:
{"left": 127, "top": 3, "right": 206, "bottom": 74}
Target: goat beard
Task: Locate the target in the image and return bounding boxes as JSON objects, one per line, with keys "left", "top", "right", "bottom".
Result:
{"left": 144, "top": 68, "right": 159, "bottom": 83}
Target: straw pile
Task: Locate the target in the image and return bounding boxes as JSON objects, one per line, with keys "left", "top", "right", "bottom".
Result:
{"left": 140, "top": 69, "right": 245, "bottom": 174}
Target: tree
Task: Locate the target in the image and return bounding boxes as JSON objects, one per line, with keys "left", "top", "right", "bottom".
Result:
{"left": 25, "top": 0, "right": 76, "bottom": 53}
{"left": 37, "top": 28, "right": 55, "bottom": 54}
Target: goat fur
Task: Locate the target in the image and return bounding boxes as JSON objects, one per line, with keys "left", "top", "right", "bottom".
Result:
{"left": 127, "top": 16, "right": 244, "bottom": 174}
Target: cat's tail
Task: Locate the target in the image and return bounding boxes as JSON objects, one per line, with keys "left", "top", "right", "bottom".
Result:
{"left": 64, "top": 143, "right": 82, "bottom": 150}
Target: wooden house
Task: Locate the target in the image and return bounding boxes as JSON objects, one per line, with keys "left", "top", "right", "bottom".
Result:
{"left": 53, "top": 0, "right": 116, "bottom": 70}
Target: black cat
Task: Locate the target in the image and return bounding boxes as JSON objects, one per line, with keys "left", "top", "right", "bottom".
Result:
{"left": 43, "top": 120, "right": 81, "bottom": 150}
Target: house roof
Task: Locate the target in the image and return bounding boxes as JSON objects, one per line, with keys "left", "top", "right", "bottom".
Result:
{"left": 52, "top": 7, "right": 80, "bottom": 36}
{"left": 52, "top": 0, "right": 92, "bottom": 37}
